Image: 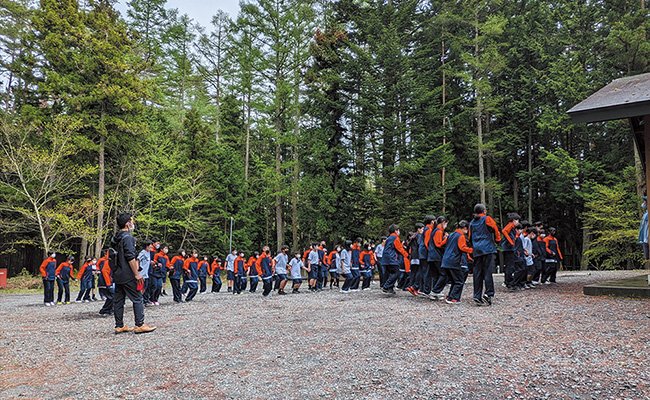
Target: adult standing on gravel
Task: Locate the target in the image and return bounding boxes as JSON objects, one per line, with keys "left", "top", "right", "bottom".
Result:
{"left": 111, "top": 212, "right": 156, "bottom": 334}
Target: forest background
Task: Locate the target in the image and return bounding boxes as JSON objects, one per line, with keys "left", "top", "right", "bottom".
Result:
{"left": 0, "top": 0, "right": 648, "bottom": 275}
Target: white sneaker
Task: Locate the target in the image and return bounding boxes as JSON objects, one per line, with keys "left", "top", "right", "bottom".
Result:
{"left": 544, "top": 281, "right": 550, "bottom": 285}
{"left": 83, "top": 300, "right": 90, "bottom": 303}
{"left": 44, "top": 302, "right": 51, "bottom": 307}
{"left": 75, "top": 300, "right": 82, "bottom": 303}
{"left": 531, "top": 281, "right": 540, "bottom": 285}
{"left": 501, "top": 283, "right": 507, "bottom": 287}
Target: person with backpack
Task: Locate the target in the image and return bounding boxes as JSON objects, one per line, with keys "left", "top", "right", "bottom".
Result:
{"left": 55, "top": 256, "right": 75, "bottom": 304}
{"left": 111, "top": 212, "right": 156, "bottom": 334}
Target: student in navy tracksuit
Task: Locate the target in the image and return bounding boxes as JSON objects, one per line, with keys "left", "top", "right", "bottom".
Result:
{"left": 183, "top": 250, "right": 200, "bottom": 301}
{"left": 542, "top": 227, "right": 563, "bottom": 284}
{"left": 532, "top": 230, "right": 546, "bottom": 284}
{"left": 381, "top": 224, "right": 411, "bottom": 295}
{"left": 431, "top": 216, "right": 450, "bottom": 299}
{"left": 40, "top": 253, "right": 58, "bottom": 306}
{"left": 469, "top": 203, "right": 501, "bottom": 306}
{"left": 511, "top": 225, "right": 526, "bottom": 290}
{"left": 422, "top": 216, "right": 440, "bottom": 297}
{"left": 501, "top": 212, "right": 521, "bottom": 290}
{"left": 406, "top": 223, "right": 426, "bottom": 296}
{"left": 198, "top": 256, "right": 209, "bottom": 293}
{"left": 169, "top": 249, "right": 186, "bottom": 303}
{"left": 151, "top": 246, "right": 170, "bottom": 305}
{"left": 249, "top": 252, "right": 260, "bottom": 293}
{"left": 360, "top": 244, "right": 374, "bottom": 290}
{"left": 55, "top": 256, "right": 75, "bottom": 304}
{"left": 76, "top": 258, "right": 96, "bottom": 302}
{"left": 350, "top": 239, "right": 362, "bottom": 290}
{"left": 260, "top": 246, "right": 274, "bottom": 297}
{"left": 210, "top": 257, "right": 223, "bottom": 293}
{"left": 339, "top": 241, "right": 354, "bottom": 293}
{"left": 233, "top": 252, "right": 246, "bottom": 294}
{"left": 97, "top": 250, "right": 114, "bottom": 316}
{"left": 441, "top": 221, "right": 473, "bottom": 304}
{"left": 317, "top": 241, "right": 328, "bottom": 290}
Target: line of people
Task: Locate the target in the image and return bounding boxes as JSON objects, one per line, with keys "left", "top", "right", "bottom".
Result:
{"left": 39, "top": 203, "right": 564, "bottom": 309}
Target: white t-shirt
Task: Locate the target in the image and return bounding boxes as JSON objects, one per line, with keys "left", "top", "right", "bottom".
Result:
{"left": 289, "top": 258, "right": 303, "bottom": 279}
{"left": 225, "top": 253, "right": 236, "bottom": 271}
{"left": 308, "top": 250, "right": 319, "bottom": 267}
{"left": 274, "top": 253, "right": 288, "bottom": 274}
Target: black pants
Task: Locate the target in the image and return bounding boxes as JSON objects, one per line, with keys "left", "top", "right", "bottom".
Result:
{"left": 503, "top": 251, "right": 516, "bottom": 287}
{"left": 341, "top": 273, "right": 353, "bottom": 291}
{"left": 56, "top": 279, "right": 70, "bottom": 303}
{"left": 142, "top": 278, "right": 150, "bottom": 304}
{"left": 473, "top": 254, "right": 495, "bottom": 299}
{"left": 382, "top": 264, "right": 400, "bottom": 290}
{"left": 249, "top": 276, "right": 259, "bottom": 292}
{"left": 262, "top": 277, "right": 273, "bottom": 296}
{"left": 397, "top": 270, "right": 409, "bottom": 289}
{"left": 350, "top": 269, "right": 360, "bottom": 290}
{"left": 99, "top": 287, "right": 114, "bottom": 314}
{"left": 199, "top": 276, "right": 207, "bottom": 293}
{"left": 431, "top": 260, "right": 447, "bottom": 294}
{"left": 542, "top": 261, "right": 558, "bottom": 283}
{"left": 212, "top": 274, "right": 222, "bottom": 292}
{"left": 76, "top": 286, "right": 91, "bottom": 302}
{"left": 233, "top": 275, "right": 243, "bottom": 294}
{"left": 113, "top": 280, "right": 145, "bottom": 328}
{"left": 361, "top": 270, "right": 372, "bottom": 289}
{"left": 43, "top": 279, "right": 55, "bottom": 303}
{"left": 532, "top": 260, "right": 543, "bottom": 282}
{"left": 377, "top": 262, "right": 386, "bottom": 287}
{"left": 408, "top": 263, "right": 420, "bottom": 289}
{"left": 170, "top": 278, "right": 182, "bottom": 302}
{"left": 445, "top": 268, "right": 465, "bottom": 301}
{"left": 186, "top": 283, "right": 198, "bottom": 301}
{"left": 512, "top": 261, "right": 526, "bottom": 288}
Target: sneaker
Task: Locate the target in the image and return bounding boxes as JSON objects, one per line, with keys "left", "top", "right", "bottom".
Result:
{"left": 133, "top": 324, "right": 157, "bottom": 334}
{"left": 154, "top": 302, "right": 160, "bottom": 306}
{"left": 531, "top": 281, "right": 540, "bottom": 285}
{"left": 278, "top": 290, "right": 287, "bottom": 295}
{"left": 75, "top": 300, "right": 82, "bottom": 303}
{"left": 145, "top": 302, "right": 153, "bottom": 307}
{"left": 544, "top": 281, "right": 550, "bottom": 285}
{"left": 381, "top": 288, "right": 396, "bottom": 295}
{"left": 44, "top": 302, "right": 51, "bottom": 307}
{"left": 293, "top": 289, "right": 300, "bottom": 294}
{"left": 56, "top": 302, "right": 63, "bottom": 305}
{"left": 83, "top": 299, "right": 90, "bottom": 303}
{"left": 445, "top": 299, "right": 461, "bottom": 304}
{"left": 114, "top": 325, "right": 134, "bottom": 334}
{"left": 501, "top": 283, "right": 507, "bottom": 287}
{"left": 65, "top": 302, "right": 70, "bottom": 305}
{"left": 482, "top": 294, "right": 493, "bottom": 306}
{"left": 406, "top": 287, "right": 418, "bottom": 297}
{"left": 92, "top": 296, "right": 97, "bottom": 301}
{"left": 417, "top": 292, "right": 429, "bottom": 298}
{"left": 340, "top": 289, "right": 350, "bottom": 293}
{"left": 473, "top": 298, "right": 484, "bottom": 306}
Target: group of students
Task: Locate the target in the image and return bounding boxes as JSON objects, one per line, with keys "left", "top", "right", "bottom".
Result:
{"left": 376, "top": 204, "right": 564, "bottom": 305}
{"left": 39, "top": 203, "right": 564, "bottom": 309}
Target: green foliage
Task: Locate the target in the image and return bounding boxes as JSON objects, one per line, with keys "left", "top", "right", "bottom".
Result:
{"left": 582, "top": 168, "right": 643, "bottom": 270}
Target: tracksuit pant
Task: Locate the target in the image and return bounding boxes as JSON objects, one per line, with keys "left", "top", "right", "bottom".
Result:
{"left": 233, "top": 274, "right": 244, "bottom": 294}
{"left": 445, "top": 268, "right": 465, "bottom": 301}
{"left": 142, "top": 278, "right": 151, "bottom": 304}
{"left": 431, "top": 261, "right": 447, "bottom": 294}
{"left": 532, "top": 260, "right": 543, "bottom": 282}
{"left": 377, "top": 261, "right": 386, "bottom": 287}
{"left": 503, "top": 251, "right": 516, "bottom": 288}
{"left": 170, "top": 278, "right": 182, "bottom": 302}
{"left": 76, "top": 280, "right": 92, "bottom": 301}
{"left": 212, "top": 273, "right": 222, "bottom": 292}
{"left": 318, "top": 265, "right": 328, "bottom": 289}
{"left": 341, "top": 272, "right": 354, "bottom": 291}
{"left": 43, "top": 279, "right": 55, "bottom": 303}
{"left": 249, "top": 276, "right": 259, "bottom": 292}
{"left": 56, "top": 279, "right": 70, "bottom": 303}
{"left": 350, "top": 268, "right": 360, "bottom": 289}
{"left": 542, "top": 260, "right": 558, "bottom": 283}
{"left": 361, "top": 268, "right": 373, "bottom": 289}
{"left": 185, "top": 281, "right": 198, "bottom": 301}
{"left": 397, "top": 268, "right": 408, "bottom": 289}
{"left": 199, "top": 275, "right": 207, "bottom": 293}
{"left": 329, "top": 270, "right": 339, "bottom": 288}
{"left": 408, "top": 262, "right": 420, "bottom": 289}
{"left": 99, "top": 287, "right": 114, "bottom": 315}
{"left": 113, "top": 279, "right": 145, "bottom": 328}
{"left": 472, "top": 253, "right": 495, "bottom": 300}
{"left": 150, "top": 277, "right": 163, "bottom": 302}
{"left": 262, "top": 277, "right": 273, "bottom": 296}
{"left": 382, "top": 264, "right": 400, "bottom": 291}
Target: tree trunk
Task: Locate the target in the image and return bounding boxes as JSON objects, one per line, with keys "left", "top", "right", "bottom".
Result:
{"left": 80, "top": 237, "right": 88, "bottom": 265}
{"left": 475, "top": 22, "right": 486, "bottom": 205}
{"left": 275, "top": 142, "right": 284, "bottom": 250}
{"left": 580, "top": 226, "right": 590, "bottom": 270}
{"left": 441, "top": 39, "right": 447, "bottom": 214}
{"left": 95, "top": 135, "right": 105, "bottom": 258}
{"left": 244, "top": 91, "right": 251, "bottom": 182}
{"left": 528, "top": 128, "right": 533, "bottom": 221}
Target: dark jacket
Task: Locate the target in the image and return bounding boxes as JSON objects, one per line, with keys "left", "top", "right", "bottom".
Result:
{"left": 111, "top": 230, "right": 137, "bottom": 284}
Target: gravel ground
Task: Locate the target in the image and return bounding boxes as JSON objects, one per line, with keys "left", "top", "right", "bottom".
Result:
{"left": 1, "top": 270, "right": 649, "bottom": 400}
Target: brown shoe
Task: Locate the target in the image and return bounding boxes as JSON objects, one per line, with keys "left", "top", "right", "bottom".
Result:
{"left": 114, "top": 325, "right": 134, "bottom": 334}
{"left": 133, "top": 324, "right": 157, "bottom": 334}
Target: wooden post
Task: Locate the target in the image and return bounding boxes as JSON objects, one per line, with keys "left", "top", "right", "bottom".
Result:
{"left": 645, "top": 115, "right": 650, "bottom": 282}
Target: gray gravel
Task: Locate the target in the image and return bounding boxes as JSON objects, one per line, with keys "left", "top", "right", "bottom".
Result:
{"left": 1, "top": 270, "right": 649, "bottom": 399}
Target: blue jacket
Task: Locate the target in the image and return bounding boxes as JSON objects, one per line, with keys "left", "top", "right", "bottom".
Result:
{"left": 442, "top": 230, "right": 472, "bottom": 270}
{"left": 469, "top": 215, "right": 499, "bottom": 256}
